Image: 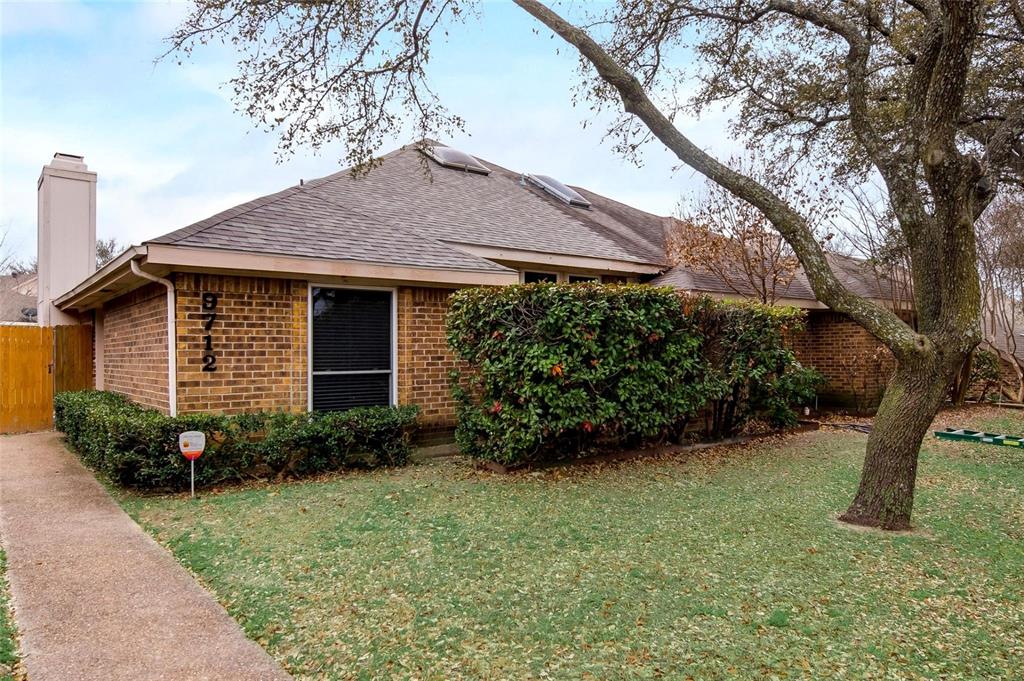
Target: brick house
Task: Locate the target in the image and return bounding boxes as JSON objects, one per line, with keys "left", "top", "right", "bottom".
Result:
{"left": 654, "top": 253, "right": 915, "bottom": 409}
{"left": 41, "top": 143, "right": 909, "bottom": 437}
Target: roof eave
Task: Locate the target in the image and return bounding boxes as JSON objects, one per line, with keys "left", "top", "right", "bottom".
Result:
{"left": 54, "top": 245, "right": 149, "bottom": 312}
{"left": 443, "top": 242, "right": 665, "bottom": 275}
{"left": 57, "top": 243, "right": 521, "bottom": 312}
{"left": 144, "top": 243, "right": 518, "bottom": 283}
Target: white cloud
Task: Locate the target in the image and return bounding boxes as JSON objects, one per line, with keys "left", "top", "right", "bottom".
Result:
{"left": 1, "top": 0, "right": 746, "bottom": 265}
{"left": 0, "top": 0, "right": 97, "bottom": 37}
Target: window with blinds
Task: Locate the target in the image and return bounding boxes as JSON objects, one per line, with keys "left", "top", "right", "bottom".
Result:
{"left": 311, "top": 287, "right": 394, "bottom": 411}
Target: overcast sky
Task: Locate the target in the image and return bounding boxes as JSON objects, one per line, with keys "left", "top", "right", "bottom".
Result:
{"left": 1, "top": 0, "right": 738, "bottom": 264}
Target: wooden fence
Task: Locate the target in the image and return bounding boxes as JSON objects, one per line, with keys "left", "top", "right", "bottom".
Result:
{"left": 0, "top": 324, "right": 93, "bottom": 433}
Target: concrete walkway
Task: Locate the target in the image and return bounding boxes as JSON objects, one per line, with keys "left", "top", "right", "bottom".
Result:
{"left": 0, "top": 431, "right": 290, "bottom": 681}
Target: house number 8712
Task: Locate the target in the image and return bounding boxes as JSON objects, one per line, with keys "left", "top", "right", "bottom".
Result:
{"left": 201, "top": 292, "right": 218, "bottom": 372}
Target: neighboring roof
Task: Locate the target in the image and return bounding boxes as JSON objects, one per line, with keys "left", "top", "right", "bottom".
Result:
{"left": 0, "top": 284, "right": 36, "bottom": 323}
{"left": 983, "top": 313, "right": 1024, "bottom": 364}
{"left": 827, "top": 252, "right": 910, "bottom": 303}
{"left": 652, "top": 249, "right": 911, "bottom": 307}
{"left": 149, "top": 142, "right": 669, "bottom": 272}
{"left": 3, "top": 273, "right": 37, "bottom": 296}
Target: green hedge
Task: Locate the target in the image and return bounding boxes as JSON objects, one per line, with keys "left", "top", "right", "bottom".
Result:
{"left": 447, "top": 284, "right": 822, "bottom": 464}
{"left": 54, "top": 390, "right": 419, "bottom": 490}
{"left": 700, "top": 299, "right": 823, "bottom": 437}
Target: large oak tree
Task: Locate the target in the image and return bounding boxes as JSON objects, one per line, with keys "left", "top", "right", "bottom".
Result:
{"left": 169, "top": 0, "right": 1024, "bottom": 530}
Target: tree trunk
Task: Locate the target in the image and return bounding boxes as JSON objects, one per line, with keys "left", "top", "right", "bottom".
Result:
{"left": 839, "top": 352, "right": 960, "bottom": 530}
{"left": 950, "top": 352, "right": 973, "bottom": 405}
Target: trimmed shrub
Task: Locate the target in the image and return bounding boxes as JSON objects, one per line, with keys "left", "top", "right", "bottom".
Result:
{"left": 54, "top": 390, "right": 419, "bottom": 490}
{"left": 701, "top": 301, "right": 824, "bottom": 437}
{"left": 448, "top": 284, "right": 709, "bottom": 464}
{"left": 447, "top": 284, "right": 823, "bottom": 464}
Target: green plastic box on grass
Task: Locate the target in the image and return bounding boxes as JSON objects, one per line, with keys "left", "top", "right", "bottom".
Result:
{"left": 934, "top": 428, "right": 1023, "bottom": 447}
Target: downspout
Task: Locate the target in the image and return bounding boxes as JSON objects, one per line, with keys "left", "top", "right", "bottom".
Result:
{"left": 130, "top": 260, "right": 177, "bottom": 416}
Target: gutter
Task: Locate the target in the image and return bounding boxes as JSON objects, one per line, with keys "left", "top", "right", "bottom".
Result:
{"left": 130, "top": 259, "right": 177, "bottom": 417}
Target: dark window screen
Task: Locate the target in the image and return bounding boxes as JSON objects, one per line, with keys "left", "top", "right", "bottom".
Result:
{"left": 311, "top": 287, "right": 392, "bottom": 410}
{"left": 523, "top": 271, "right": 558, "bottom": 283}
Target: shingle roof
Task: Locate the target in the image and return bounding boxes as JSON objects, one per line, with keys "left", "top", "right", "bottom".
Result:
{"left": 149, "top": 181, "right": 510, "bottom": 273}
{"left": 0, "top": 285, "right": 35, "bottom": 322}
{"left": 652, "top": 259, "right": 815, "bottom": 300}
{"left": 983, "top": 313, "right": 1024, "bottom": 364}
{"left": 652, "top": 251, "right": 909, "bottom": 304}
{"left": 144, "top": 140, "right": 911, "bottom": 309}
{"left": 149, "top": 143, "right": 669, "bottom": 271}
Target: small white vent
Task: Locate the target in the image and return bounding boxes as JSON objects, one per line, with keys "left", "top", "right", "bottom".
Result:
{"left": 526, "top": 174, "right": 591, "bottom": 207}
{"left": 421, "top": 145, "right": 491, "bottom": 175}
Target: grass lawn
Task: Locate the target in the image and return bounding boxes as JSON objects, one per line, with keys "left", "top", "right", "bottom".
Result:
{"left": 0, "top": 549, "right": 20, "bottom": 681}
{"left": 119, "top": 407, "right": 1024, "bottom": 680}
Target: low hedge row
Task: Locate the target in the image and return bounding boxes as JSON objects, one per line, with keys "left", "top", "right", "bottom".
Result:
{"left": 54, "top": 390, "right": 419, "bottom": 490}
{"left": 447, "top": 284, "right": 823, "bottom": 465}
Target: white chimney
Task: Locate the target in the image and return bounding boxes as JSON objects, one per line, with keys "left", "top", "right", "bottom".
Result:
{"left": 37, "top": 153, "right": 97, "bottom": 326}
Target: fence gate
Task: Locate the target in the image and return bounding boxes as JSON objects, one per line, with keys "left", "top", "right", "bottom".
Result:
{"left": 0, "top": 324, "right": 93, "bottom": 434}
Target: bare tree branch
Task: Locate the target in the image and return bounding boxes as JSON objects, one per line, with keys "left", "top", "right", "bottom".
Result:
{"left": 514, "top": 0, "right": 924, "bottom": 357}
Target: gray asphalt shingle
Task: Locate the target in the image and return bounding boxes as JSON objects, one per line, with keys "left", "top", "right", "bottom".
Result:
{"left": 149, "top": 143, "right": 669, "bottom": 271}
{"left": 146, "top": 141, "right": 910, "bottom": 309}
{"left": 652, "top": 251, "right": 906, "bottom": 303}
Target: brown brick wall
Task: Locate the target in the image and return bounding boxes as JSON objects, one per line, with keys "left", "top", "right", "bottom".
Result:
{"left": 792, "top": 310, "right": 898, "bottom": 411}
{"left": 103, "top": 282, "right": 170, "bottom": 412}
{"left": 996, "top": 357, "right": 1023, "bottom": 399}
{"left": 968, "top": 350, "right": 1023, "bottom": 401}
{"left": 101, "top": 277, "right": 462, "bottom": 431}
{"left": 397, "top": 286, "right": 461, "bottom": 438}
{"left": 175, "top": 274, "right": 307, "bottom": 414}
{"left": 101, "top": 276, "right": 928, "bottom": 426}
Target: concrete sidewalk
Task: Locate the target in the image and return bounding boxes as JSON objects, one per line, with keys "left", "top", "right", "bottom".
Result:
{"left": 0, "top": 431, "right": 290, "bottom": 681}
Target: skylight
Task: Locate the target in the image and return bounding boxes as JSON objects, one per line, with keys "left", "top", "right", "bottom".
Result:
{"left": 526, "top": 174, "right": 591, "bottom": 208}
{"left": 421, "top": 145, "right": 491, "bottom": 175}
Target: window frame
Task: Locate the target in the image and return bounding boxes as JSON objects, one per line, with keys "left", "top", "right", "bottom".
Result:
{"left": 307, "top": 283, "right": 398, "bottom": 411}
